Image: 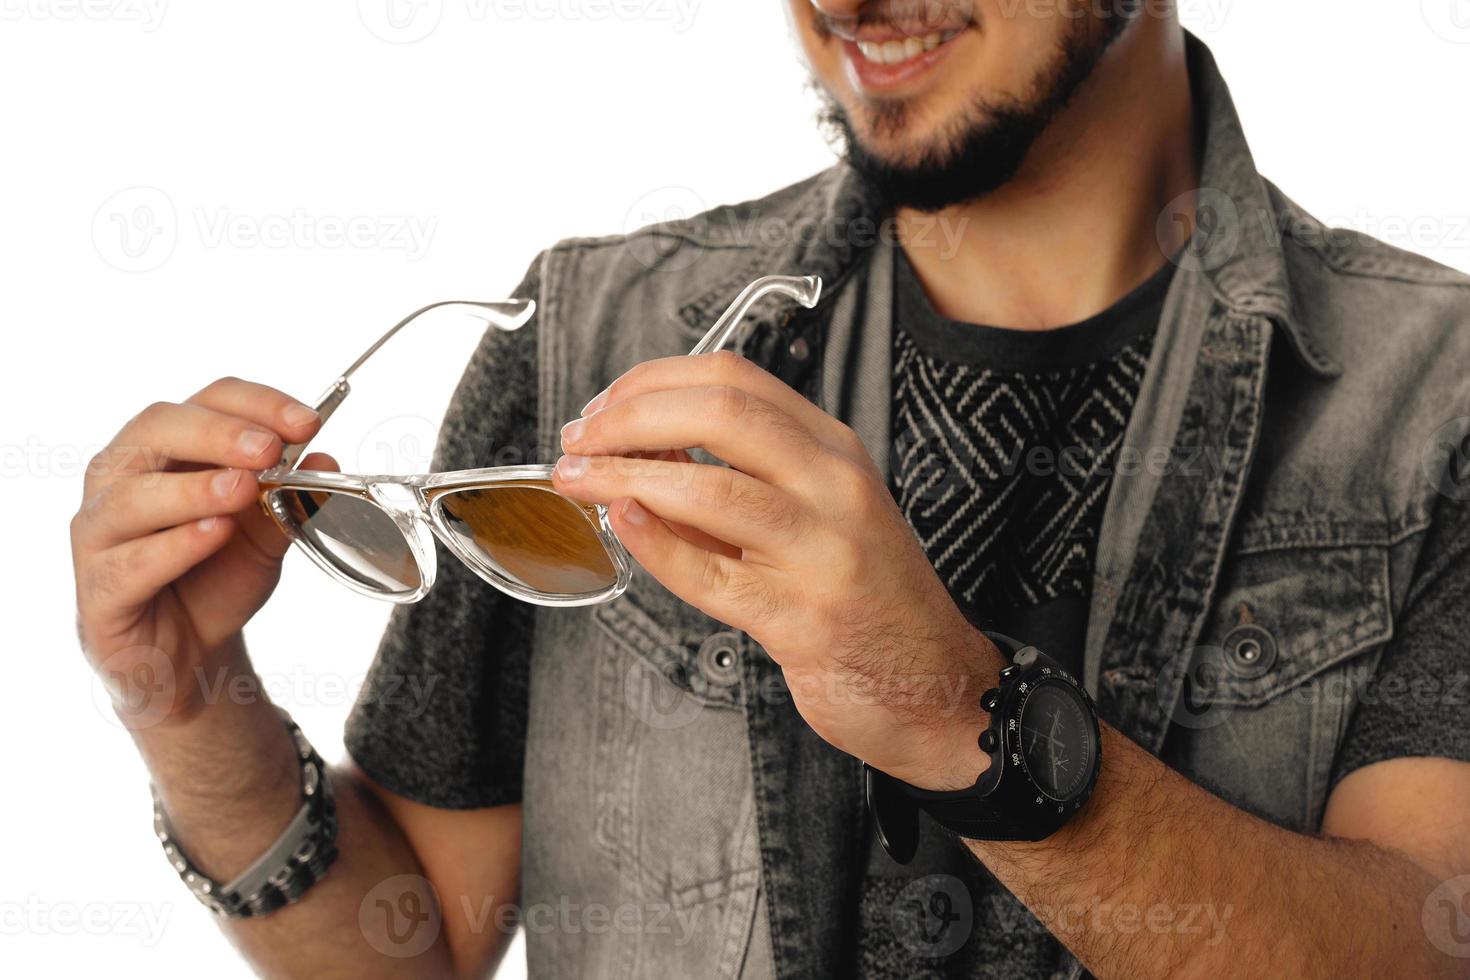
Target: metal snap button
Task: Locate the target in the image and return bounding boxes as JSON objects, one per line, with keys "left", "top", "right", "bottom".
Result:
{"left": 1221, "top": 622, "right": 1277, "bottom": 679}
{"left": 787, "top": 336, "right": 811, "bottom": 362}
{"left": 696, "top": 631, "right": 742, "bottom": 687}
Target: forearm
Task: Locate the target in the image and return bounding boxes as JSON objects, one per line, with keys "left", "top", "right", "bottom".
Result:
{"left": 131, "top": 636, "right": 460, "bottom": 979}
{"left": 966, "top": 725, "right": 1452, "bottom": 979}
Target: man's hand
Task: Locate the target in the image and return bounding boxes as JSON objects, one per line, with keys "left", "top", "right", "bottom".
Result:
{"left": 553, "top": 349, "right": 999, "bottom": 791}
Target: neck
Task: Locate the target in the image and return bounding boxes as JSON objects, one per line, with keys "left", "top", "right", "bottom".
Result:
{"left": 897, "top": 18, "right": 1198, "bottom": 331}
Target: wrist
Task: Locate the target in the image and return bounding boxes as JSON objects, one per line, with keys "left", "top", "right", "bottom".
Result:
{"left": 889, "top": 628, "right": 1007, "bottom": 792}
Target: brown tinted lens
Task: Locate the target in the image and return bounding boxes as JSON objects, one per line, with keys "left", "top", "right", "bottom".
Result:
{"left": 273, "top": 487, "right": 421, "bottom": 594}
{"left": 436, "top": 482, "right": 616, "bottom": 596}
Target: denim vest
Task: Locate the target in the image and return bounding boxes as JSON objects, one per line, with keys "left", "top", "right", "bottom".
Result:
{"left": 516, "top": 35, "right": 1470, "bottom": 980}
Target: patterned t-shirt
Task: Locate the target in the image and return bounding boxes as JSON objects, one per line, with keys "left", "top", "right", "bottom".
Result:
{"left": 853, "top": 248, "right": 1169, "bottom": 979}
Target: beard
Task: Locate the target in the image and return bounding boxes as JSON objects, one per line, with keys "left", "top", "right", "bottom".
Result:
{"left": 815, "top": 11, "right": 1136, "bottom": 213}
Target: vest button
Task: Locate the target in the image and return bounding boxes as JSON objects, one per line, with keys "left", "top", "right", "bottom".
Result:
{"left": 787, "top": 336, "right": 811, "bottom": 362}
{"left": 696, "top": 631, "right": 742, "bottom": 687}
{"left": 1221, "top": 623, "right": 1277, "bottom": 679}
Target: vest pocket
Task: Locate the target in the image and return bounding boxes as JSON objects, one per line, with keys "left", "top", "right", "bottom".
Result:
{"left": 1151, "top": 541, "right": 1392, "bottom": 829}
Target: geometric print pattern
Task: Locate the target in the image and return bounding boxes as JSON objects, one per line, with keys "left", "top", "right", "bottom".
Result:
{"left": 891, "top": 326, "right": 1155, "bottom": 616}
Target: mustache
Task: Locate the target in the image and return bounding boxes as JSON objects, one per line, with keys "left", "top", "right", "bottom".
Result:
{"left": 809, "top": 0, "right": 977, "bottom": 40}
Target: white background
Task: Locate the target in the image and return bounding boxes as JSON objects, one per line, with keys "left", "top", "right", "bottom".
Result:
{"left": 2, "top": 1, "right": 1468, "bottom": 976}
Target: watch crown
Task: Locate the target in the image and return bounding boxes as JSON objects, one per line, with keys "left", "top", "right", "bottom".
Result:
{"left": 998, "top": 666, "right": 1017, "bottom": 683}
{"left": 980, "top": 687, "right": 1000, "bottom": 712}
{"left": 978, "top": 729, "right": 999, "bottom": 752}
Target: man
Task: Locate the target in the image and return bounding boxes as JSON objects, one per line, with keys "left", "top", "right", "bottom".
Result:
{"left": 71, "top": 1, "right": 1470, "bottom": 977}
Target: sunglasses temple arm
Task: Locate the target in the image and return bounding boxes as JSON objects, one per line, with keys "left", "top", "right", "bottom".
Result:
{"left": 688, "top": 275, "right": 823, "bottom": 356}
{"left": 276, "top": 378, "right": 351, "bottom": 470}
{"left": 271, "top": 299, "right": 537, "bottom": 472}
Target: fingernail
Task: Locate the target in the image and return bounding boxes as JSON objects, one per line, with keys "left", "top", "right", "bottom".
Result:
{"left": 238, "top": 430, "right": 274, "bottom": 461}
{"left": 561, "top": 417, "right": 587, "bottom": 447}
{"left": 580, "top": 388, "right": 609, "bottom": 416}
{"left": 197, "top": 516, "right": 219, "bottom": 533}
{"left": 282, "top": 403, "right": 319, "bottom": 428}
{"left": 557, "top": 454, "right": 590, "bottom": 480}
{"left": 621, "top": 498, "right": 648, "bottom": 526}
{"left": 212, "top": 469, "right": 244, "bottom": 498}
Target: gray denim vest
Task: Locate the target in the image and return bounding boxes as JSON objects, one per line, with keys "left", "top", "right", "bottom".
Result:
{"left": 516, "top": 35, "right": 1470, "bottom": 980}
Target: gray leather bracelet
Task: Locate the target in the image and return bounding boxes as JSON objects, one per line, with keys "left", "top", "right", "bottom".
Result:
{"left": 151, "top": 707, "right": 339, "bottom": 918}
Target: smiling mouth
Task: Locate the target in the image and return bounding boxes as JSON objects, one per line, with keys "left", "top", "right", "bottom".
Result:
{"left": 853, "top": 29, "right": 964, "bottom": 65}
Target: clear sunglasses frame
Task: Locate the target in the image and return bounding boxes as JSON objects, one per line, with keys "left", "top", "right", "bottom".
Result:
{"left": 257, "top": 276, "right": 823, "bottom": 606}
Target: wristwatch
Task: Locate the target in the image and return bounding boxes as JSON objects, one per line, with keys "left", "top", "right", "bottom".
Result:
{"left": 865, "top": 633, "right": 1102, "bottom": 863}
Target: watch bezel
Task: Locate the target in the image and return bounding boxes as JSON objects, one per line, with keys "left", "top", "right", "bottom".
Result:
{"left": 1002, "top": 671, "right": 1101, "bottom": 811}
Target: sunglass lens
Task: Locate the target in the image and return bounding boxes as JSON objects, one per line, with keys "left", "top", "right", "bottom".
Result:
{"left": 271, "top": 488, "right": 422, "bottom": 595}
{"left": 435, "top": 484, "right": 617, "bottom": 597}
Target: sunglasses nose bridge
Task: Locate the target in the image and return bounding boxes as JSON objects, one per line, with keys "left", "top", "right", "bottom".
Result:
{"left": 365, "top": 481, "right": 438, "bottom": 587}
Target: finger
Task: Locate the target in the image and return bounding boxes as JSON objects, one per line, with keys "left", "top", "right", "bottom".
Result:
{"left": 74, "top": 466, "right": 261, "bottom": 549}
{"left": 243, "top": 452, "right": 341, "bottom": 561}
{"left": 584, "top": 350, "right": 867, "bottom": 461}
{"left": 75, "top": 515, "right": 238, "bottom": 621}
{"left": 91, "top": 401, "right": 288, "bottom": 489}
{"left": 186, "top": 376, "right": 322, "bottom": 443}
{"left": 563, "top": 385, "right": 830, "bottom": 488}
{"left": 605, "top": 496, "right": 773, "bottom": 629}
{"left": 552, "top": 454, "right": 804, "bottom": 558}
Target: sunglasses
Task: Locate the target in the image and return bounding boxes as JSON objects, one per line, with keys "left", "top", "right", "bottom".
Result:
{"left": 256, "top": 275, "right": 823, "bottom": 606}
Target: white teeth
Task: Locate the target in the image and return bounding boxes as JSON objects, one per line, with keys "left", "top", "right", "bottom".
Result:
{"left": 856, "top": 30, "right": 957, "bottom": 65}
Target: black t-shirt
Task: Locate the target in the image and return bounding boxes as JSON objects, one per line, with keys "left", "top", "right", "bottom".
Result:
{"left": 853, "top": 248, "right": 1169, "bottom": 979}
{"left": 889, "top": 247, "right": 1170, "bottom": 676}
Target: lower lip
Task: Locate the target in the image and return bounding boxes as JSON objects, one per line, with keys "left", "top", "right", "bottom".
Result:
{"left": 841, "top": 35, "right": 962, "bottom": 94}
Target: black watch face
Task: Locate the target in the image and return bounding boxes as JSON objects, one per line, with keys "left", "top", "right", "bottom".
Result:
{"left": 1018, "top": 681, "right": 1096, "bottom": 802}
